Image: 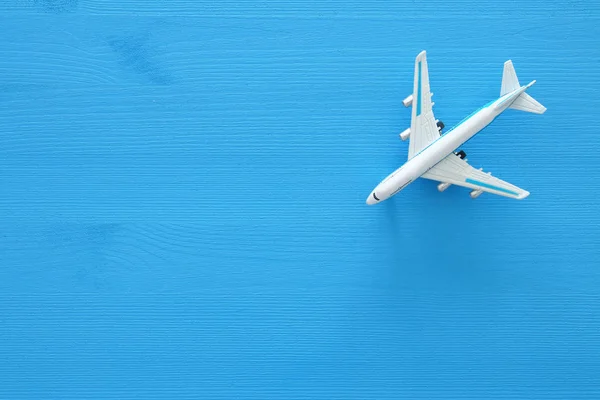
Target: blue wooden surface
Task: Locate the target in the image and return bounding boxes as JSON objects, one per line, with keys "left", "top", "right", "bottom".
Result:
{"left": 1, "top": 1, "right": 600, "bottom": 398}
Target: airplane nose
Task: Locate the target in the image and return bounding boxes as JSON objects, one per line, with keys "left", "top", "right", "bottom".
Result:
{"left": 366, "top": 192, "right": 377, "bottom": 205}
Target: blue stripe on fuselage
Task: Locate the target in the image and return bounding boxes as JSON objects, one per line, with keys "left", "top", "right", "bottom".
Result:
{"left": 416, "top": 61, "right": 422, "bottom": 116}
{"left": 410, "top": 98, "right": 498, "bottom": 160}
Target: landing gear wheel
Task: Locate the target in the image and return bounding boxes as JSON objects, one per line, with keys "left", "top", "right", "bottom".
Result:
{"left": 456, "top": 150, "right": 466, "bottom": 159}
{"left": 436, "top": 120, "right": 445, "bottom": 132}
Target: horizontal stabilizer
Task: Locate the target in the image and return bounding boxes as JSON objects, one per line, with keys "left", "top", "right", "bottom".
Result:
{"left": 510, "top": 91, "right": 547, "bottom": 114}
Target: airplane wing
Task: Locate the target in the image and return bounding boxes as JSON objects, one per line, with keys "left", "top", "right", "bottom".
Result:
{"left": 408, "top": 51, "right": 441, "bottom": 160}
{"left": 421, "top": 152, "right": 530, "bottom": 199}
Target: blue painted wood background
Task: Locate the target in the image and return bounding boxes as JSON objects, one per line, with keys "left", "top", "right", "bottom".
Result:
{"left": 1, "top": 1, "right": 600, "bottom": 398}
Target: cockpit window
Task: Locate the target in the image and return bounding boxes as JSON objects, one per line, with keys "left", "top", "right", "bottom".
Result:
{"left": 373, "top": 193, "right": 380, "bottom": 201}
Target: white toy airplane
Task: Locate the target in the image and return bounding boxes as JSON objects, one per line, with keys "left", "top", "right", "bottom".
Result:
{"left": 366, "top": 50, "right": 546, "bottom": 205}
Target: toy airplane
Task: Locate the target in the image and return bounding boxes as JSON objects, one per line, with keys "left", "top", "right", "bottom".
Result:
{"left": 366, "top": 50, "right": 546, "bottom": 205}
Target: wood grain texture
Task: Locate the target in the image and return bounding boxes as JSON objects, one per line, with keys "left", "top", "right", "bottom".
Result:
{"left": 1, "top": 1, "right": 600, "bottom": 398}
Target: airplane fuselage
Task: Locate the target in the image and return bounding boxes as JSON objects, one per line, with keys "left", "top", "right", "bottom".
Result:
{"left": 367, "top": 87, "right": 526, "bottom": 205}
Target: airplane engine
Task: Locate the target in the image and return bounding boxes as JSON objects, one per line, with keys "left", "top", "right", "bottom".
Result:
{"left": 437, "top": 182, "right": 451, "bottom": 192}
{"left": 402, "top": 95, "right": 413, "bottom": 108}
{"left": 399, "top": 128, "right": 411, "bottom": 141}
{"left": 470, "top": 189, "right": 483, "bottom": 199}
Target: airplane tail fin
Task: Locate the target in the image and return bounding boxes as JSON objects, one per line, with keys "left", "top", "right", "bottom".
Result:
{"left": 501, "top": 60, "right": 547, "bottom": 114}
{"left": 501, "top": 60, "right": 521, "bottom": 96}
